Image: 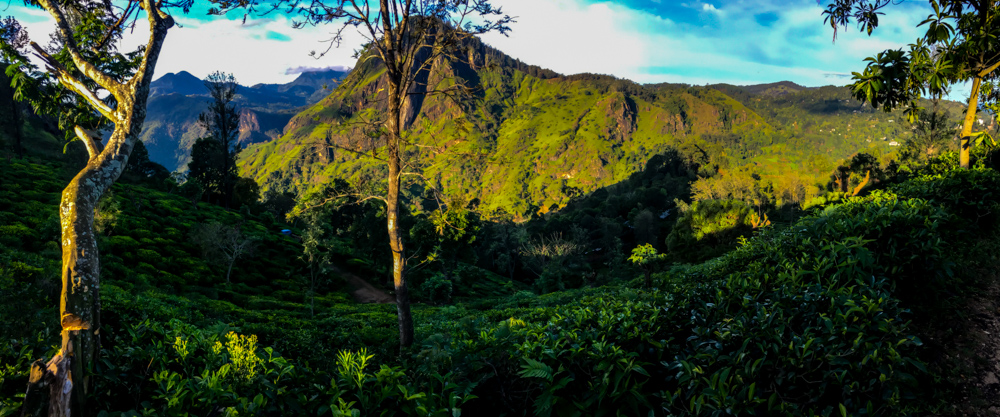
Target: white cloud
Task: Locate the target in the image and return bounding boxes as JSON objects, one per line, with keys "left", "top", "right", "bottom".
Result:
{"left": 6, "top": 5, "right": 365, "bottom": 86}
{"left": 479, "top": 0, "right": 647, "bottom": 79}
{"left": 284, "top": 65, "right": 353, "bottom": 75}
{"left": 152, "top": 15, "right": 365, "bottom": 85}
{"left": 479, "top": 0, "right": 935, "bottom": 88}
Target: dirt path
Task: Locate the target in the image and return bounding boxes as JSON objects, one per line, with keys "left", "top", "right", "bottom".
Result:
{"left": 331, "top": 265, "right": 394, "bottom": 304}
{"left": 956, "top": 274, "right": 1000, "bottom": 416}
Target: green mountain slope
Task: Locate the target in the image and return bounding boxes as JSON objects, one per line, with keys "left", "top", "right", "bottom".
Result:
{"left": 238, "top": 38, "right": 920, "bottom": 215}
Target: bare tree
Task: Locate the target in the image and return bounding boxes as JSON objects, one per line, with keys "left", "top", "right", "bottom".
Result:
{"left": 213, "top": 0, "right": 513, "bottom": 348}
{"left": 1, "top": 0, "right": 183, "bottom": 414}
{"left": 191, "top": 222, "right": 258, "bottom": 283}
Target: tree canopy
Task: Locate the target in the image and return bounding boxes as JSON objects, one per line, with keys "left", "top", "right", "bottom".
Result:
{"left": 824, "top": 0, "right": 1000, "bottom": 168}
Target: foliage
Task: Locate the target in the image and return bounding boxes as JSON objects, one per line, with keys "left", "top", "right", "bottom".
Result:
{"left": 94, "top": 190, "right": 122, "bottom": 235}
{"left": 828, "top": 152, "right": 887, "bottom": 195}
{"left": 823, "top": 0, "right": 1000, "bottom": 167}
{"left": 665, "top": 199, "right": 765, "bottom": 263}
{"left": 628, "top": 243, "right": 664, "bottom": 287}
{"left": 900, "top": 104, "right": 960, "bottom": 166}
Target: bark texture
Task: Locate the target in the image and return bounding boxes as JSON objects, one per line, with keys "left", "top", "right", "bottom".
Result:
{"left": 386, "top": 81, "right": 414, "bottom": 348}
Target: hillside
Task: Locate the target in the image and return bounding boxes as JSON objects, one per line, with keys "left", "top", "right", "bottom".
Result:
{"left": 5, "top": 139, "right": 1000, "bottom": 414}
{"left": 236, "top": 38, "right": 922, "bottom": 215}
{"left": 141, "top": 69, "right": 350, "bottom": 172}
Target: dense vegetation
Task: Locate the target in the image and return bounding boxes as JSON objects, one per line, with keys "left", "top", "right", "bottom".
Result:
{"left": 4, "top": 115, "right": 1000, "bottom": 414}
{"left": 237, "top": 41, "right": 934, "bottom": 219}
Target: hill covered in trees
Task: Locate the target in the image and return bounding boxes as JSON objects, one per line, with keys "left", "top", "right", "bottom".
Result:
{"left": 235, "top": 35, "right": 935, "bottom": 218}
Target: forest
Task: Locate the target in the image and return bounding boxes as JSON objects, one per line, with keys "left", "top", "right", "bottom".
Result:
{"left": 2, "top": 0, "right": 1000, "bottom": 416}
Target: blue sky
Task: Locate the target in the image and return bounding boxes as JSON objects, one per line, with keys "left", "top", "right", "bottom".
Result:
{"left": 5, "top": 0, "right": 938, "bottom": 89}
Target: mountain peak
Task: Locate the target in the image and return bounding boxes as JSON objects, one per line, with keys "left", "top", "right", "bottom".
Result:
{"left": 151, "top": 71, "right": 207, "bottom": 97}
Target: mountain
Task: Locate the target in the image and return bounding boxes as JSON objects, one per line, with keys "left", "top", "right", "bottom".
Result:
{"left": 148, "top": 70, "right": 206, "bottom": 97}
{"left": 140, "top": 69, "right": 351, "bottom": 172}
{"left": 251, "top": 69, "right": 348, "bottom": 103}
{"left": 236, "top": 37, "right": 925, "bottom": 215}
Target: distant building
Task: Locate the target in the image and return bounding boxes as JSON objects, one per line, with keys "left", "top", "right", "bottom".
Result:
{"left": 889, "top": 141, "right": 900, "bottom": 146}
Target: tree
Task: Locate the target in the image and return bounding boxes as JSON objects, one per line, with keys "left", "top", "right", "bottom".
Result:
{"left": 196, "top": 71, "right": 241, "bottom": 207}
{"left": 188, "top": 137, "right": 228, "bottom": 203}
{"left": 484, "top": 211, "right": 527, "bottom": 281}
{"left": 829, "top": 153, "right": 885, "bottom": 196}
{"left": 632, "top": 208, "right": 657, "bottom": 246}
{"left": 628, "top": 243, "right": 663, "bottom": 288}
{"left": 1, "top": 0, "right": 180, "bottom": 414}
{"left": 191, "top": 222, "right": 258, "bottom": 283}
{"left": 901, "top": 103, "right": 959, "bottom": 165}
{"left": 410, "top": 196, "right": 481, "bottom": 287}
{"left": 214, "top": 0, "right": 513, "bottom": 348}
{"left": 123, "top": 140, "right": 171, "bottom": 184}
{"left": 262, "top": 189, "right": 297, "bottom": 220}
{"left": 824, "top": 0, "right": 1000, "bottom": 169}
{"left": 0, "top": 17, "right": 28, "bottom": 158}
{"left": 299, "top": 208, "right": 335, "bottom": 317}
{"left": 232, "top": 177, "right": 261, "bottom": 209}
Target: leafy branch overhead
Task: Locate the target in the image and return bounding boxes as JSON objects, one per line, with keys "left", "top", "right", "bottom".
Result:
{"left": 823, "top": 0, "right": 1000, "bottom": 168}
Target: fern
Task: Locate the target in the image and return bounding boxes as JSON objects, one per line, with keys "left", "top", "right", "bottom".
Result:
{"left": 519, "top": 357, "right": 554, "bottom": 380}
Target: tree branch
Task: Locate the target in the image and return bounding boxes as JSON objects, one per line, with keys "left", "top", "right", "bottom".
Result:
{"left": 35, "top": 0, "right": 125, "bottom": 97}
{"left": 93, "top": 0, "right": 139, "bottom": 52}
{"left": 980, "top": 58, "right": 1000, "bottom": 77}
{"left": 130, "top": 0, "right": 175, "bottom": 90}
{"left": 30, "top": 42, "right": 117, "bottom": 121}
{"left": 74, "top": 125, "right": 104, "bottom": 161}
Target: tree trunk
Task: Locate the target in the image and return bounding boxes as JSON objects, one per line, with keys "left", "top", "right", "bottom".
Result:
{"left": 851, "top": 170, "right": 871, "bottom": 196}
{"left": 644, "top": 268, "right": 651, "bottom": 288}
{"left": 959, "top": 76, "right": 982, "bottom": 169}
{"left": 25, "top": 3, "right": 174, "bottom": 414}
{"left": 386, "top": 82, "right": 414, "bottom": 349}
{"left": 32, "top": 122, "right": 141, "bottom": 416}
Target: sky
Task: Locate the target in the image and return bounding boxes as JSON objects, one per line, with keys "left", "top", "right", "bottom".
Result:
{"left": 4, "top": 0, "right": 939, "bottom": 89}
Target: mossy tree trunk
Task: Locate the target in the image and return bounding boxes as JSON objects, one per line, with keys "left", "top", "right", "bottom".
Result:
{"left": 386, "top": 75, "right": 414, "bottom": 349}
{"left": 23, "top": 1, "right": 174, "bottom": 415}
{"left": 959, "top": 76, "right": 982, "bottom": 169}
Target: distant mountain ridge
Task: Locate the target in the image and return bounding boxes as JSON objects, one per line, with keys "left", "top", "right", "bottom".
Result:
{"left": 235, "top": 33, "right": 928, "bottom": 215}
{"left": 140, "top": 68, "right": 351, "bottom": 172}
